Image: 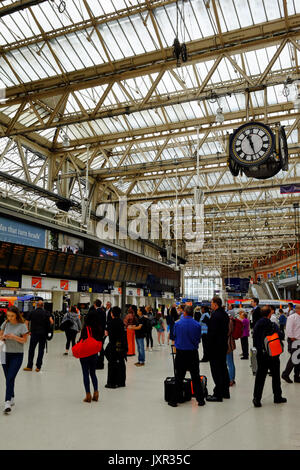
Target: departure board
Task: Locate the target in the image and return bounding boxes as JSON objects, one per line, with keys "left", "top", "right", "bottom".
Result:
{"left": 118, "top": 263, "right": 126, "bottom": 282}
{"left": 22, "top": 247, "right": 36, "bottom": 271}
{"left": 136, "top": 266, "right": 145, "bottom": 283}
{"left": 33, "top": 250, "right": 47, "bottom": 273}
{"left": 111, "top": 262, "right": 121, "bottom": 281}
{"left": 124, "top": 264, "right": 133, "bottom": 282}
{"left": 97, "top": 260, "right": 107, "bottom": 280}
{"left": 72, "top": 256, "right": 84, "bottom": 278}
{"left": 43, "top": 251, "right": 58, "bottom": 274}
{"left": 10, "top": 245, "right": 26, "bottom": 270}
{"left": 104, "top": 261, "right": 114, "bottom": 280}
{"left": 0, "top": 243, "right": 11, "bottom": 269}
{"left": 64, "top": 254, "right": 75, "bottom": 277}
{"left": 53, "top": 252, "right": 67, "bottom": 276}
{"left": 81, "top": 257, "right": 93, "bottom": 278}
{"left": 90, "top": 259, "right": 100, "bottom": 279}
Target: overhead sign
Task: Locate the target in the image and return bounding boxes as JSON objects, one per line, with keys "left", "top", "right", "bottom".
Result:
{"left": 0, "top": 216, "right": 46, "bottom": 248}
{"left": 32, "top": 277, "right": 42, "bottom": 289}
{"left": 100, "top": 247, "right": 119, "bottom": 258}
{"left": 22, "top": 275, "right": 78, "bottom": 292}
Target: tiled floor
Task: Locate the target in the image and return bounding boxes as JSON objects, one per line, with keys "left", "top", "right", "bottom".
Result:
{"left": 0, "top": 331, "right": 299, "bottom": 450}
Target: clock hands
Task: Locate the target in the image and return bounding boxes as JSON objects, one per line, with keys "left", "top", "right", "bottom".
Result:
{"left": 246, "top": 134, "right": 255, "bottom": 153}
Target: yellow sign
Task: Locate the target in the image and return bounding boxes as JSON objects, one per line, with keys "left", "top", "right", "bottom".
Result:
{"left": 5, "top": 281, "right": 19, "bottom": 288}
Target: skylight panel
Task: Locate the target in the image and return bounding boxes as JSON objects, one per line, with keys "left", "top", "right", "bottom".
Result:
{"left": 99, "top": 22, "right": 124, "bottom": 60}
{"left": 249, "top": 0, "right": 267, "bottom": 23}
{"left": 263, "top": 0, "right": 281, "bottom": 21}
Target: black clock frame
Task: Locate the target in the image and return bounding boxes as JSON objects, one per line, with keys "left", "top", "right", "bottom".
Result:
{"left": 229, "top": 121, "right": 276, "bottom": 168}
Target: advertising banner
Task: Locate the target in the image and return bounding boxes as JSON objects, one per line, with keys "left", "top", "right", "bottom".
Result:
{"left": 0, "top": 216, "right": 46, "bottom": 248}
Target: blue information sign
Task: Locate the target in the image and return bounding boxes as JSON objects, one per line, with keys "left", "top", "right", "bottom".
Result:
{"left": 0, "top": 216, "right": 46, "bottom": 248}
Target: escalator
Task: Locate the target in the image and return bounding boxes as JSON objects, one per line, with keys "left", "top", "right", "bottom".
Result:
{"left": 265, "top": 280, "right": 280, "bottom": 299}
{"left": 248, "top": 283, "right": 269, "bottom": 299}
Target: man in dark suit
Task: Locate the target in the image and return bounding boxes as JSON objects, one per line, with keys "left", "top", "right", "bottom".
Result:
{"left": 251, "top": 297, "right": 261, "bottom": 329}
{"left": 105, "top": 301, "right": 113, "bottom": 331}
{"left": 24, "top": 301, "right": 54, "bottom": 372}
{"left": 206, "top": 296, "right": 230, "bottom": 402}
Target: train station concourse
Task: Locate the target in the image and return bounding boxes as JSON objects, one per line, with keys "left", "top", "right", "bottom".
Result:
{"left": 0, "top": 0, "right": 300, "bottom": 455}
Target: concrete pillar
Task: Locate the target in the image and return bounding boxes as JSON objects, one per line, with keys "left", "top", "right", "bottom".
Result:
{"left": 52, "top": 291, "right": 63, "bottom": 312}
{"left": 121, "top": 282, "right": 127, "bottom": 315}
{"left": 70, "top": 292, "right": 81, "bottom": 306}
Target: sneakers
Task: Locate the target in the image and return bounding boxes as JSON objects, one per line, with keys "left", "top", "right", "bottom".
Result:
{"left": 10, "top": 398, "right": 15, "bottom": 407}
{"left": 4, "top": 401, "right": 11, "bottom": 414}
{"left": 149, "top": 348, "right": 153, "bottom": 352}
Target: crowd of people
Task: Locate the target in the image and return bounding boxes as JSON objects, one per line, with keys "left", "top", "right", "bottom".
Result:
{"left": 0, "top": 296, "right": 299, "bottom": 413}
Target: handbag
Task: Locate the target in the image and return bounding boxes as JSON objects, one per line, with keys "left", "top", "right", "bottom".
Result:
{"left": 72, "top": 327, "right": 102, "bottom": 359}
{"left": 0, "top": 340, "right": 6, "bottom": 365}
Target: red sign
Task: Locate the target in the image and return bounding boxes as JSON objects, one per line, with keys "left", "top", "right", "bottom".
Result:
{"left": 60, "top": 280, "right": 69, "bottom": 291}
{"left": 32, "top": 277, "right": 42, "bottom": 289}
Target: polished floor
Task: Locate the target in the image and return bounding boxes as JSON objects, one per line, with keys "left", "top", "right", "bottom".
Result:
{"left": 0, "top": 331, "right": 299, "bottom": 450}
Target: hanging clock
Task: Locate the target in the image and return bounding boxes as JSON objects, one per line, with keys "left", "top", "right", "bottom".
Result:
{"left": 228, "top": 155, "right": 240, "bottom": 177}
{"left": 229, "top": 121, "right": 275, "bottom": 167}
{"left": 278, "top": 126, "right": 288, "bottom": 171}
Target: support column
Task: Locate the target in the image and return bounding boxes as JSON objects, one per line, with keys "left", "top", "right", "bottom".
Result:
{"left": 52, "top": 291, "right": 63, "bottom": 312}
{"left": 121, "top": 281, "right": 127, "bottom": 316}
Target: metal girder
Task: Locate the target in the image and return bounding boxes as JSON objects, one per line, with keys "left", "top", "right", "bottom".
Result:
{"left": 0, "top": 0, "right": 47, "bottom": 18}
{"left": 2, "top": 65, "right": 300, "bottom": 140}
{"left": 3, "top": 14, "right": 300, "bottom": 104}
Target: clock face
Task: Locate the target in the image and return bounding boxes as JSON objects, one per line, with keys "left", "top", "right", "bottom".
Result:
{"left": 230, "top": 122, "right": 275, "bottom": 167}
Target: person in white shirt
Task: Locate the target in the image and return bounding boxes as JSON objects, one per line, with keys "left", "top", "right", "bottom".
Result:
{"left": 287, "top": 302, "right": 295, "bottom": 317}
{"left": 282, "top": 309, "right": 300, "bottom": 383}
{"left": 269, "top": 305, "right": 279, "bottom": 326}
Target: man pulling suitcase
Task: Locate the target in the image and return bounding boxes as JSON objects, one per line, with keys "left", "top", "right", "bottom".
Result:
{"left": 167, "top": 305, "right": 205, "bottom": 407}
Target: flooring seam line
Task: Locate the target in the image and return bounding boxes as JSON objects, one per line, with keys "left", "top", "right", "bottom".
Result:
{"left": 183, "top": 395, "right": 274, "bottom": 451}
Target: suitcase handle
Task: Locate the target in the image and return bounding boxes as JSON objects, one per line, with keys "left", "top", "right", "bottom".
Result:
{"left": 170, "top": 344, "right": 176, "bottom": 376}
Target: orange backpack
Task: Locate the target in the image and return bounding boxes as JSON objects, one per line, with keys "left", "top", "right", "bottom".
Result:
{"left": 264, "top": 332, "right": 283, "bottom": 357}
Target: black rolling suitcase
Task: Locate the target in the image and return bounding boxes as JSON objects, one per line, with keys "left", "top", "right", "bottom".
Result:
{"left": 164, "top": 346, "right": 192, "bottom": 403}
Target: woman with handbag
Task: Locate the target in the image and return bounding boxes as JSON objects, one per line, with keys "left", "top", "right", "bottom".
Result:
{"left": 62, "top": 306, "right": 82, "bottom": 356}
{"left": 74, "top": 314, "right": 103, "bottom": 403}
{"left": 0, "top": 306, "right": 28, "bottom": 413}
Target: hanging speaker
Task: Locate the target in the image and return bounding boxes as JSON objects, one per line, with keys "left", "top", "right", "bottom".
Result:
{"left": 194, "top": 188, "right": 204, "bottom": 205}
{"left": 56, "top": 200, "right": 72, "bottom": 212}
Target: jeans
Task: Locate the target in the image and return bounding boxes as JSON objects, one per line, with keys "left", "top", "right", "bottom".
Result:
{"left": 27, "top": 333, "right": 47, "bottom": 369}
{"left": 146, "top": 330, "right": 153, "bottom": 348}
{"left": 80, "top": 354, "right": 98, "bottom": 394}
{"left": 65, "top": 329, "right": 77, "bottom": 350}
{"left": 136, "top": 337, "right": 145, "bottom": 363}
{"left": 2, "top": 353, "right": 23, "bottom": 401}
{"left": 226, "top": 352, "right": 235, "bottom": 382}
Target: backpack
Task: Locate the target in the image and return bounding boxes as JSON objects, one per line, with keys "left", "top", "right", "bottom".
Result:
{"left": 60, "top": 314, "right": 74, "bottom": 332}
{"left": 232, "top": 318, "right": 243, "bottom": 340}
{"left": 264, "top": 331, "right": 283, "bottom": 357}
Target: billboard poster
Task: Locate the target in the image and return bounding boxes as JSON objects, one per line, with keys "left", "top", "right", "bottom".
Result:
{"left": 58, "top": 233, "right": 84, "bottom": 254}
{"left": 0, "top": 216, "right": 46, "bottom": 248}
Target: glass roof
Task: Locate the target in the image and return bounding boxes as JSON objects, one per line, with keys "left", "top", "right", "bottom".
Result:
{"left": 0, "top": 0, "right": 300, "bottom": 268}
